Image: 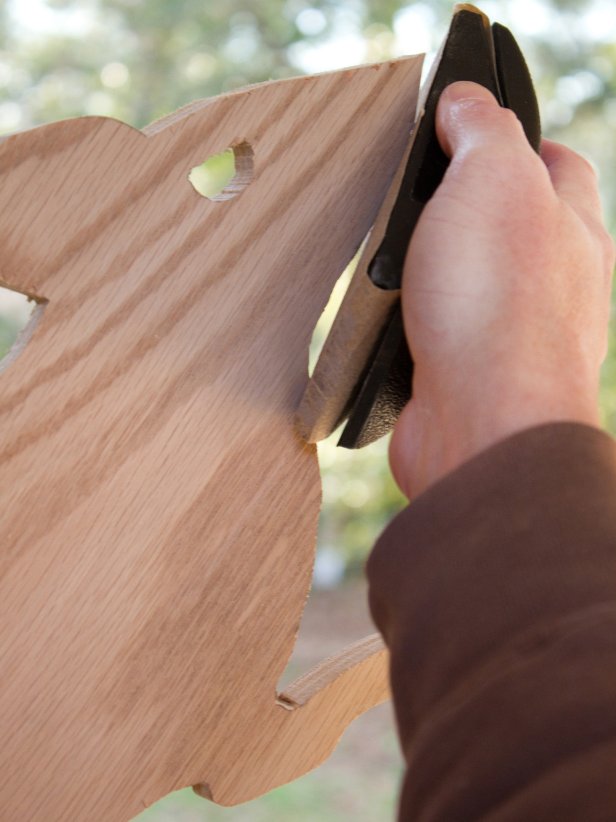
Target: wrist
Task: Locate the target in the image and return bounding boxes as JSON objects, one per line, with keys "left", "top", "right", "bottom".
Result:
{"left": 390, "top": 363, "right": 601, "bottom": 500}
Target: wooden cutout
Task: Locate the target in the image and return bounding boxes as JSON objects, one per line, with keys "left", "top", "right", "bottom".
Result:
{"left": 0, "top": 57, "right": 423, "bottom": 819}
{"left": 297, "top": 16, "right": 457, "bottom": 445}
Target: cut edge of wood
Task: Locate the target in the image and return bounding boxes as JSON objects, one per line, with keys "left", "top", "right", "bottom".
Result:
{"left": 143, "top": 54, "right": 426, "bottom": 138}
{"left": 277, "top": 632, "right": 387, "bottom": 708}
{"left": 193, "top": 633, "right": 390, "bottom": 805}
{"left": 294, "top": 50, "right": 427, "bottom": 444}
{"left": 0, "top": 53, "right": 423, "bottom": 819}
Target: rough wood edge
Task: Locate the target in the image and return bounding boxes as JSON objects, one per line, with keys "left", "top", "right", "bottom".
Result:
{"left": 295, "top": 53, "right": 425, "bottom": 442}
{"left": 277, "top": 632, "right": 387, "bottom": 708}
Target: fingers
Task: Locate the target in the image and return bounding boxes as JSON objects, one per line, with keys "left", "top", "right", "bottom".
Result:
{"left": 435, "top": 81, "right": 529, "bottom": 160}
{"left": 436, "top": 83, "right": 610, "bottom": 250}
{"left": 542, "top": 140, "right": 614, "bottom": 272}
{"left": 541, "top": 138, "right": 603, "bottom": 215}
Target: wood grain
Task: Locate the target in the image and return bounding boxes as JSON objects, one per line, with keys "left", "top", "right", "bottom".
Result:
{"left": 0, "top": 57, "right": 422, "bottom": 820}
{"left": 297, "top": 22, "right": 451, "bottom": 444}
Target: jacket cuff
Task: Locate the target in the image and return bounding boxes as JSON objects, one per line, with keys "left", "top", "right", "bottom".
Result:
{"left": 367, "top": 422, "right": 616, "bottom": 817}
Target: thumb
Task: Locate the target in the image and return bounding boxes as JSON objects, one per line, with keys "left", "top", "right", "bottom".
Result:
{"left": 436, "top": 80, "right": 527, "bottom": 159}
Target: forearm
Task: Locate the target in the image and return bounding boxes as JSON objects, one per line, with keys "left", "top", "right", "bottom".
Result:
{"left": 368, "top": 423, "right": 616, "bottom": 820}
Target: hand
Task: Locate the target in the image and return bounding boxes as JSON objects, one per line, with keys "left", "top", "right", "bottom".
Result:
{"left": 390, "top": 80, "right": 615, "bottom": 500}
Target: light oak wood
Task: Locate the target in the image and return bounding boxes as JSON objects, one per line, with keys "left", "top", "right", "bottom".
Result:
{"left": 297, "top": 9, "right": 484, "bottom": 443}
{"left": 0, "top": 57, "right": 422, "bottom": 820}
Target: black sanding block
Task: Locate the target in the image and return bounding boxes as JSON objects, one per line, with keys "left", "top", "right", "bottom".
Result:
{"left": 297, "top": 4, "right": 541, "bottom": 449}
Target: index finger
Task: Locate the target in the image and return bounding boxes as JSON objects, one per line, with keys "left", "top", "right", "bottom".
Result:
{"left": 541, "top": 138, "right": 603, "bottom": 218}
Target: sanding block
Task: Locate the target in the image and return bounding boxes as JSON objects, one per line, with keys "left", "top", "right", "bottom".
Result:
{"left": 297, "top": 4, "right": 541, "bottom": 449}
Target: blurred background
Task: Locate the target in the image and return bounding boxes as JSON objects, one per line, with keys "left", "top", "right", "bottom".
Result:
{"left": 1, "top": 0, "right": 615, "bottom": 818}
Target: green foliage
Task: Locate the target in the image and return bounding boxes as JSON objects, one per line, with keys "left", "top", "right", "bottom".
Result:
{"left": 189, "top": 148, "right": 236, "bottom": 199}
{"left": 0, "top": 313, "right": 20, "bottom": 359}
{"left": 318, "top": 433, "right": 405, "bottom": 573}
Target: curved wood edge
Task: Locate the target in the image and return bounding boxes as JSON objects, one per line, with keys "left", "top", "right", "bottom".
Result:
{"left": 277, "top": 632, "right": 388, "bottom": 708}
{"left": 194, "top": 634, "right": 390, "bottom": 805}
{"left": 295, "top": 88, "right": 419, "bottom": 442}
{"left": 0, "top": 55, "right": 422, "bottom": 820}
{"left": 143, "top": 56, "right": 421, "bottom": 138}
{"left": 141, "top": 97, "right": 218, "bottom": 136}
{"left": 0, "top": 301, "right": 47, "bottom": 374}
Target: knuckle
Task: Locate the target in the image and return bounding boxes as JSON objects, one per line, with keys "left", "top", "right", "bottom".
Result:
{"left": 578, "top": 154, "right": 599, "bottom": 181}
{"left": 601, "top": 229, "right": 616, "bottom": 269}
{"left": 582, "top": 216, "right": 614, "bottom": 276}
{"left": 485, "top": 104, "right": 525, "bottom": 138}
{"left": 567, "top": 147, "right": 598, "bottom": 182}
{"left": 454, "top": 98, "right": 522, "bottom": 133}
{"left": 499, "top": 106, "right": 523, "bottom": 130}
{"left": 457, "top": 144, "right": 547, "bottom": 211}
{"left": 491, "top": 107, "right": 528, "bottom": 146}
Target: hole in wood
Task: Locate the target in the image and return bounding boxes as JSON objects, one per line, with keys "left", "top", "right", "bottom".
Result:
{"left": 0, "top": 285, "right": 46, "bottom": 373}
{"left": 188, "top": 142, "right": 254, "bottom": 201}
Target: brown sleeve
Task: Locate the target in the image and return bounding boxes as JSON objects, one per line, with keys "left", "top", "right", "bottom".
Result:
{"left": 367, "top": 422, "right": 616, "bottom": 821}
